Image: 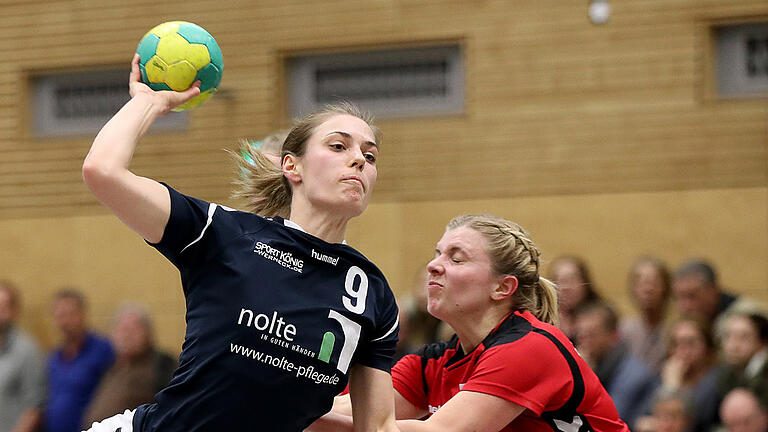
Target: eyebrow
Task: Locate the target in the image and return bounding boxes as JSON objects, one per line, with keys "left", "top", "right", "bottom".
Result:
{"left": 435, "top": 246, "right": 469, "bottom": 256}
{"left": 326, "top": 131, "right": 377, "bottom": 148}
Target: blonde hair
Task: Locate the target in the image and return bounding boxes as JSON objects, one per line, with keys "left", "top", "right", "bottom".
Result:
{"left": 446, "top": 215, "right": 559, "bottom": 326}
{"left": 231, "top": 101, "right": 380, "bottom": 217}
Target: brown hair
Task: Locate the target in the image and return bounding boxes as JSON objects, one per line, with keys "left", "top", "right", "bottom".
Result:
{"left": 231, "top": 101, "right": 380, "bottom": 217}
{"left": 53, "top": 288, "right": 87, "bottom": 310}
{"left": 627, "top": 255, "right": 671, "bottom": 306}
{"left": 548, "top": 255, "right": 601, "bottom": 305}
{"left": 446, "top": 215, "right": 559, "bottom": 325}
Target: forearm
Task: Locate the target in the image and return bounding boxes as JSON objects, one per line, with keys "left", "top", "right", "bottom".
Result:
{"left": 84, "top": 92, "right": 164, "bottom": 175}
{"left": 348, "top": 367, "right": 399, "bottom": 432}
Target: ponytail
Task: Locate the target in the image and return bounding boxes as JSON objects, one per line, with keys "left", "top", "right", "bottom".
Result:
{"left": 230, "top": 140, "right": 291, "bottom": 218}
{"left": 535, "top": 276, "right": 559, "bottom": 326}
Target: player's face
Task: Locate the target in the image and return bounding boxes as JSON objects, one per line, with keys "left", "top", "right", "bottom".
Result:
{"left": 291, "top": 114, "right": 378, "bottom": 218}
{"left": 426, "top": 227, "right": 499, "bottom": 322}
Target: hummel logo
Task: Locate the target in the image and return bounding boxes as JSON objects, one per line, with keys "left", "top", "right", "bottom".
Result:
{"left": 311, "top": 249, "right": 339, "bottom": 266}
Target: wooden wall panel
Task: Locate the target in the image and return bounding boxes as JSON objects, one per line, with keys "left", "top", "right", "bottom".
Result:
{"left": 1, "top": 0, "right": 766, "bottom": 217}
{"left": 0, "top": 0, "right": 766, "bottom": 351}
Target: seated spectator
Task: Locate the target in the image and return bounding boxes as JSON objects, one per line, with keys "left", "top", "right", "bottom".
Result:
{"left": 660, "top": 317, "right": 722, "bottom": 432}
{"left": 638, "top": 387, "right": 695, "bottom": 432}
{"left": 575, "top": 301, "right": 658, "bottom": 428}
{"left": 0, "top": 281, "right": 45, "bottom": 432}
{"left": 45, "top": 289, "right": 114, "bottom": 432}
{"left": 620, "top": 256, "right": 671, "bottom": 374}
{"left": 720, "top": 387, "right": 768, "bottom": 432}
{"left": 717, "top": 304, "right": 768, "bottom": 404}
{"left": 548, "top": 255, "right": 601, "bottom": 343}
{"left": 672, "top": 259, "right": 737, "bottom": 324}
{"left": 84, "top": 304, "right": 176, "bottom": 427}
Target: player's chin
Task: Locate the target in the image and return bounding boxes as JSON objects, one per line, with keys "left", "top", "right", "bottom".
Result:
{"left": 339, "top": 192, "right": 370, "bottom": 216}
{"left": 425, "top": 299, "right": 444, "bottom": 320}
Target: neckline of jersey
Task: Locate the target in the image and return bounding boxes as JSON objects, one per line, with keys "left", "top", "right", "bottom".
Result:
{"left": 281, "top": 218, "right": 347, "bottom": 245}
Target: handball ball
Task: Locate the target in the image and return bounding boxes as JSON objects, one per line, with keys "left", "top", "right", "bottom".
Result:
{"left": 136, "top": 21, "right": 223, "bottom": 111}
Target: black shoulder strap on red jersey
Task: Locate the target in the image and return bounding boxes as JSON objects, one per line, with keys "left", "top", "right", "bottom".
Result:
{"left": 417, "top": 335, "right": 459, "bottom": 400}
{"left": 533, "top": 328, "right": 594, "bottom": 432}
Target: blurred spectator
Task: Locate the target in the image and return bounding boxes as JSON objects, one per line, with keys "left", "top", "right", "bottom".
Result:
{"left": 575, "top": 301, "right": 658, "bottom": 428}
{"left": 0, "top": 281, "right": 45, "bottom": 432}
{"left": 672, "top": 259, "right": 737, "bottom": 324}
{"left": 717, "top": 305, "right": 768, "bottom": 405}
{"left": 393, "top": 268, "right": 442, "bottom": 361}
{"left": 45, "top": 289, "right": 114, "bottom": 432}
{"left": 83, "top": 303, "right": 176, "bottom": 427}
{"left": 661, "top": 317, "right": 722, "bottom": 432}
{"left": 636, "top": 388, "right": 695, "bottom": 432}
{"left": 719, "top": 387, "right": 768, "bottom": 432}
{"left": 620, "top": 256, "right": 672, "bottom": 374}
{"left": 548, "top": 255, "right": 601, "bottom": 344}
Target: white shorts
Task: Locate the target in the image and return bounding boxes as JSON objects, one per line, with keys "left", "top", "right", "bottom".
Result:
{"left": 82, "top": 409, "right": 135, "bottom": 432}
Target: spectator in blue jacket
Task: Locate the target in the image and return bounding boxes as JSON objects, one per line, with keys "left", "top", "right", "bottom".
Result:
{"left": 45, "top": 289, "right": 114, "bottom": 432}
{"left": 575, "top": 301, "right": 659, "bottom": 429}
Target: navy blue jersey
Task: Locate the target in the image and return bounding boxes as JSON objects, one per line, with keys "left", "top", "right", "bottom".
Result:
{"left": 133, "top": 185, "right": 399, "bottom": 432}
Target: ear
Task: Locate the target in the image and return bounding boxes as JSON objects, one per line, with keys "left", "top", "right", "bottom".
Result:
{"left": 491, "top": 275, "right": 518, "bottom": 301}
{"left": 282, "top": 153, "right": 302, "bottom": 185}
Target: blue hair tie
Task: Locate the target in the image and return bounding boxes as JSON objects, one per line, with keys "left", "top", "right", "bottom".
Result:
{"left": 241, "top": 140, "right": 264, "bottom": 166}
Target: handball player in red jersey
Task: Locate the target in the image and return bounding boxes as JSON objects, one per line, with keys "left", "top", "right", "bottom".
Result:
{"left": 310, "top": 215, "right": 629, "bottom": 432}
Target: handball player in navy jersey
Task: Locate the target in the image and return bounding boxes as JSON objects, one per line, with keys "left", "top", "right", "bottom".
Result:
{"left": 310, "top": 215, "right": 629, "bottom": 432}
{"left": 81, "top": 54, "right": 399, "bottom": 432}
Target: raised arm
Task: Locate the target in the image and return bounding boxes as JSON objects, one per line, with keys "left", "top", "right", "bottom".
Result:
{"left": 82, "top": 54, "right": 200, "bottom": 243}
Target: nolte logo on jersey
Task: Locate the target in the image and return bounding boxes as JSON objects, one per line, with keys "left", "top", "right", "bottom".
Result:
{"left": 253, "top": 242, "right": 304, "bottom": 273}
{"left": 311, "top": 249, "right": 339, "bottom": 266}
{"left": 237, "top": 308, "right": 316, "bottom": 358}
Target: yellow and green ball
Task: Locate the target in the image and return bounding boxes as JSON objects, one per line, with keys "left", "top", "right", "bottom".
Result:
{"left": 136, "top": 21, "right": 223, "bottom": 111}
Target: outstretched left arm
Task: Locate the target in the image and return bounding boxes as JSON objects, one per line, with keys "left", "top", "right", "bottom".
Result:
{"left": 308, "top": 387, "right": 525, "bottom": 432}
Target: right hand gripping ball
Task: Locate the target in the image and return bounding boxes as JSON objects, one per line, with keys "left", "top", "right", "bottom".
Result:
{"left": 136, "top": 21, "right": 223, "bottom": 111}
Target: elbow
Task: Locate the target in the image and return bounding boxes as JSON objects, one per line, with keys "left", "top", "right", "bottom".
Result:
{"left": 82, "top": 157, "right": 105, "bottom": 190}
{"left": 82, "top": 156, "right": 120, "bottom": 195}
